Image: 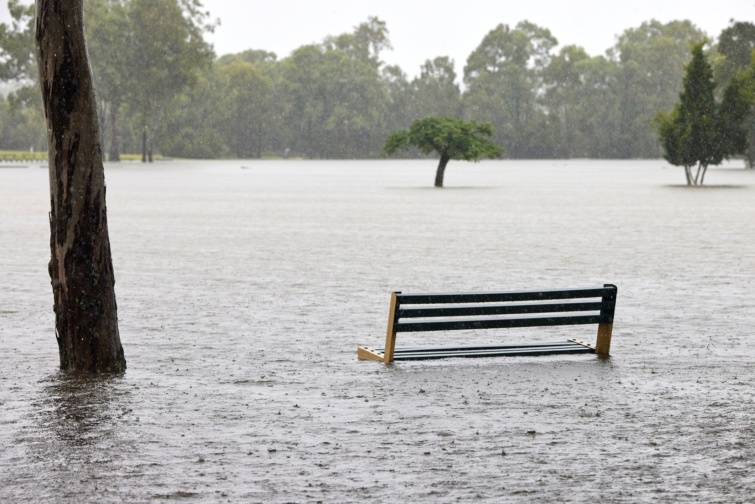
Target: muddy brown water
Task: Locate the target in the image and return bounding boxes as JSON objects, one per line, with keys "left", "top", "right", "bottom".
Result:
{"left": 1, "top": 160, "right": 754, "bottom": 502}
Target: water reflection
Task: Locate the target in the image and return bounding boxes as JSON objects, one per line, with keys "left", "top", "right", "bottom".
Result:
{"left": 36, "top": 371, "right": 130, "bottom": 448}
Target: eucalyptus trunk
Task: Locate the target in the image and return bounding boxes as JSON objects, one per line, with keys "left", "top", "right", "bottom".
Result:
{"left": 35, "top": 0, "right": 126, "bottom": 373}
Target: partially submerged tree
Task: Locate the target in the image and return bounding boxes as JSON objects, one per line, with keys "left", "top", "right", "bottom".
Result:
{"left": 383, "top": 116, "right": 504, "bottom": 187}
{"left": 36, "top": 0, "right": 125, "bottom": 372}
{"left": 655, "top": 41, "right": 749, "bottom": 186}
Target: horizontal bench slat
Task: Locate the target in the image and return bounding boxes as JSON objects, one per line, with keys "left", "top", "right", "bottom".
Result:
{"left": 396, "top": 287, "right": 610, "bottom": 305}
{"left": 398, "top": 300, "right": 603, "bottom": 319}
{"left": 381, "top": 340, "right": 590, "bottom": 353}
{"left": 389, "top": 342, "right": 595, "bottom": 361}
{"left": 396, "top": 314, "right": 602, "bottom": 332}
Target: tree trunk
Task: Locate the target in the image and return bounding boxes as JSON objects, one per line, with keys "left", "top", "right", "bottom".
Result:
{"left": 746, "top": 123, "right": 755, "bottom": 168}
{"left": 141, "top": 130, "right": 147, "bottom": 163}
{"left": 699, "top": 164, "right": 708, "bottom": 186}
{"left": 684, "top": 165, "right": 692, "bottom": 186}
{"left": 435, "top": 153, "right": 450, "bottom": 188}
{"left": 108, "top": 104, "right": 120, "bottom": 162}
{"left": 693, "top": 163, "right": 704, "bottom": 185}
{"left": 35, "top": 0, "right": 126, "bottom": 373}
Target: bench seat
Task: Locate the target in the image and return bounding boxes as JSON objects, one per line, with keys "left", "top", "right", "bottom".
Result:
{"left": 358, "top": 284, "right": 617, "bottom": 364}
{"left": 358, "top": 339, "right": 595, "bottom": 361}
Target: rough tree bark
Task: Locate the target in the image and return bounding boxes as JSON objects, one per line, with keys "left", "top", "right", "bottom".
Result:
{"left": 434, "top": 153, "right": 450, "bottom": 188}
{"left": 36, "top": 0, "right": 126, "bottom": 372}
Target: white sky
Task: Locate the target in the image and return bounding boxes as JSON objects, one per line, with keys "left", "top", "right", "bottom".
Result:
{"left": 2, "top": 0, "right": 754, "bottom": 77}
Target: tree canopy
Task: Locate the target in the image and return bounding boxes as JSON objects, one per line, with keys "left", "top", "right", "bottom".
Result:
{"left": 655, "top": 41, "right": 750, "bottom": 185}
{"left": 2, "top": 9, "right": 752, "bottom": 162}
{"left": 383, "top": 116, "right": 503, "bottom": 187}
{"left": 0, "top": 0, "right": 34, "bottom": 82}
{"left": 716, "top": 21, "right": 755, "bottom": 167}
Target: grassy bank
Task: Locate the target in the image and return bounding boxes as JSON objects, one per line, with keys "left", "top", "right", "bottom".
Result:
{"left": 1, "top": 150, "right": 169, "bottom": 162}
{"left": 0, "top": 150, "right": 47, "bottom": 161}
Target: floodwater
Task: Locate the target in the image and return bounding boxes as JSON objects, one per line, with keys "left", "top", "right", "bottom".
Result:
{"left": 1, "top": 159, "right": 754, "bottom": 502}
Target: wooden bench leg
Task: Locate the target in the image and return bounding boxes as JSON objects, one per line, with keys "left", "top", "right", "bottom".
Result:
{"left": 383, "top": 292, "right": 399, "bottom": 363}
{"left": 595, "top": 322, "right": 612, "bottom": 356}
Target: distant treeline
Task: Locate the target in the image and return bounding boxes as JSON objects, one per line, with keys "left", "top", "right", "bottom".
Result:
{"left": 1, "top": 1, "right": 753, "bottom": 160}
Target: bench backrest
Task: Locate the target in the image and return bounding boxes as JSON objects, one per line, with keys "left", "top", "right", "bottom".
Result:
{"left": 383, "top": 284, "right": 617, "bottom": 362}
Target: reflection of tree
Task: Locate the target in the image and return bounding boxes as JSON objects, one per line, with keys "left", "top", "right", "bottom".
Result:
{"left": 3, "top": 373, "right": 138, "bottom": 499}
{"left": 37, "top": 373, "right": 129, "bottom": 448}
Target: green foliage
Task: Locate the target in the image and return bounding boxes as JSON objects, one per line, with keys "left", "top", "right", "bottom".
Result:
{"left": 383, "top": 116, "right": 503, "bottom": 162}
{"left": 159, "top": 67, "right": 232, "bottom": 158}
{"left": 0, "top": 0, "right": 35, "bottom": 81}
{"left": 127, "top": 0, "right": 214, "bottom": 131}
{"left": 610, "top": 20, "right": 707, "bottom": 157}
{"left": 381, "top": 64, "right": 414, "bottom": 134}
{"left": 409, "top": 56, "right": 461, "bottom": 119}
{"left": 3, "top": 5, "right": 754, "bottom": 162}
{"left": 216, "top": 49, "right": 277, "bottom": 67}
{"left": 463, "top": 21, "right": 557, "bottom": 157}
{"left": 279, "top": 40, "right": 388, "bottom": 158}
{"left": 0, "top": 86, "right": 45, "bottom": 150}
{"left": 86, "top": 0, "right": 130, "bottom": 100}
{"left": 221, "top": 60, "right": 273, "bottom": 158}
{"left": 323, "top": 16, "right": 391, "bottom": 68}
{"left": 716, "top": 68, "right": 751, "bottom": 157}
{"left": 542, "top": 45, "right": 591, "bottom": 157}
{"left": 655, "top": 41, "right": 749, "bottom": 185}
{"left": 717, "top": 22, "right": 755, "bottom": 74}
{"left": 716, "top": 21, "right": 755, "bottom": 167}
{"left": 383, "top": 116, "right": 503, "bottom": 187}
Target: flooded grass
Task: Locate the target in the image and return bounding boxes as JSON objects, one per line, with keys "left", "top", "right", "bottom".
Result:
{"left": 1, "top": 159, "right": 754, "bottom": 502}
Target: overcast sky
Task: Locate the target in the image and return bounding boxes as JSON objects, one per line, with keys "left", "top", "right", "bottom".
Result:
{"left": 2, "top": 0, "right": 753, "bottom": 77}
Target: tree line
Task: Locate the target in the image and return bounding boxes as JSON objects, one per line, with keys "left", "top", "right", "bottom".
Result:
{"left": 1, "top": 0, "right": 754, "bottom": 162}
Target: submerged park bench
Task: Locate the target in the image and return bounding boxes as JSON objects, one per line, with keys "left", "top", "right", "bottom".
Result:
{"left": 357, "top": 284, "right": 618, "bottom": 363}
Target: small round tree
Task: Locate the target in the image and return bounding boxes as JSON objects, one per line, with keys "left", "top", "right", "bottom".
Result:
{"left": 383, "top": 116, "right": 504, "bottom": 187}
